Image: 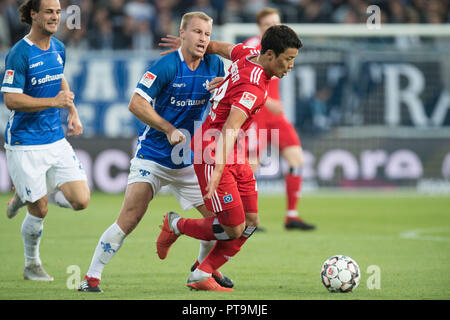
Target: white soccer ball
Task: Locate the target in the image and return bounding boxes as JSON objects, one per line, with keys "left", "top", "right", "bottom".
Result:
{"left": 321, "top": 255, "right": 360, "bottom": 293}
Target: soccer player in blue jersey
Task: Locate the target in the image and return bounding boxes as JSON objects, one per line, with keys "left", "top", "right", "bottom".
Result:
{"left": 79, "top": 11, "right": 232, "bottom": 292}
{"left": 1, "top": 0, "right": 89, "bottom": 281}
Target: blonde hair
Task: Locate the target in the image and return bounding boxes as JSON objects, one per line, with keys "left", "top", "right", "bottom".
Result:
{"left": 180, "top": 11, "right": 213, "bottom": 30}
{"left": 256, "top": 8, "right": 280, "bottom": 26}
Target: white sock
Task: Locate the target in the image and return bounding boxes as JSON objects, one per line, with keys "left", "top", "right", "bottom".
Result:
{"left": 198, "top": 240, "right": 216, "bottom": 263}
{"left": 286, "top": 209, "right": 299, "bottom": 218}
{"left": 192, "top": 268, "right": 211, "bottom": 280}
{"left": 171, "top": 216, "right": 181, "bottom": 235}
{"left": 21, "top": 212, "right": 44, "bottom": 266}
{"left": 86, "top": 222, "right": 126, "bottom": 280}
{"left": 47, "top": 191, "right": 73, "bottom": 210}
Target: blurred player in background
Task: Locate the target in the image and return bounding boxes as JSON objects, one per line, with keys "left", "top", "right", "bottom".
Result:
{"left": 1, "top": 0, "right": 89, "bottom": 281}
{"left": 156, "top": 25, "right": 302, "bottom": 291}
{"left": 244, "top": 8, "right": 315, "bottom": 231}
{"left": 78, "top": 12, "right": 234, "bottom": 293}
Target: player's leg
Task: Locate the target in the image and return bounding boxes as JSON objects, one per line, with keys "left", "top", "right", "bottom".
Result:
{"left": 53, "top": 180, "right": 90, "bottom": 210}
{"left": 6, "top": 148, "right": 54, "bottom": 280}
{"left": 79, "top": 182, "right": 153, "bottom": 292}
{"left": 46, "top": 139, "right": 90, "bottom": 211}
{"left": 80, "top": 158, "right": 160, "bottom": 292}
{"left": 274, "top": 117, "right": 316, "bottom": 230}
{"left": 281, "top": 145, "right": 315, "bottom": 230}
{"left": 21, "top": 197, "right": 54, "bottom": 281}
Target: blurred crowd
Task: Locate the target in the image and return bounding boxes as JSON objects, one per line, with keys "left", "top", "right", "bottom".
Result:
{"left": 1, "top": 0, "right": 449, "bottom": 51}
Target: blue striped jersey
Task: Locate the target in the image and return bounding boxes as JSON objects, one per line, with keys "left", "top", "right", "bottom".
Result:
{"left": 134, "top": 48, "right": 225, "bottom": 169}
{"left": 1, "top": 36, "right": 66, "bottom": 148}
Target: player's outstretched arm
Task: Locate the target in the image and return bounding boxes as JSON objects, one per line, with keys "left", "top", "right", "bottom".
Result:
{"left": 206, "top": 40, "right": 235, "bottom": 61}
{"left": 158, "top": 35, "right": 234, "bottom": 60}
{"left": 128, "top": 93, "right": 186, "bottom": 146}
{"left": 3, "top": 90, "right": 75, "bottom": 113}
{"left": 158, "top": 35, "right": 181, "bottom": 56}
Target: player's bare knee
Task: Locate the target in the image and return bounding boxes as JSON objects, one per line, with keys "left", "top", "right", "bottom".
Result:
{"left": 72, "top": 194, "right": 90, "bottom": 211}
{"left": 245, "top": 213, "right": 259, "bottom": 228}
{"left": 225, "top": 223, "right": 245, "bottom": 239}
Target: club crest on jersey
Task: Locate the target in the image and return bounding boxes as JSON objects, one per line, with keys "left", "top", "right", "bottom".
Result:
{"left": 223, "top": 194, "right": 233, "bottom": 204}
{"left": 3, "top": 70, "right": 14, "bottom": 84}
{"left": 140, "top": 71, "right": 157, "bottom": 88}
{"left": 57, "top": 54, "right": 63, "bottom": 65}
{"left": 239, "top": 92, "right": 257, "bottom": 110}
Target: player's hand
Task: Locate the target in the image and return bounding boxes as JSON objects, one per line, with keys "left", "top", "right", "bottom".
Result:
{"left": 159, "top": 35, "right": 181, "bottom": 56}
{"left": 204, "top": 168, "right": 223, "bottom": 200}
{"left": 67, "top": 105, "right": 83, "bottom": 136}
{"left": 53, "top": 90, "right": 75, "bottom": 109}
{"left": 166, "top": 128, "right": 186, "bottom": 146}
{"left": 207, "top": 77, "right": 224, "bottom": 93}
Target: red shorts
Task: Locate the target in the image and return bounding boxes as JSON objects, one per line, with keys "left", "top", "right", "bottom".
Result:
{"left": 194, "top": 161, "right": 258, "bottom": 227}
{"left": 248, "top": 107, "right": 301, "bottom": 156}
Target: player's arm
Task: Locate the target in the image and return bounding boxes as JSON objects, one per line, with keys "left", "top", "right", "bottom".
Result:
{"left": 3, "top": 90, "right": 75, "bottom": 113}
{"left": 206, "top": 40, "right": 234, "bottom": 60}
{"left": 128, "top": 93, "right": 185, "bottom": 146}
{"left": 204, "top": 107, "right": 247, "bottom": 200}
{"left": 61, "top": 77, "right": 83, "bottom": 136}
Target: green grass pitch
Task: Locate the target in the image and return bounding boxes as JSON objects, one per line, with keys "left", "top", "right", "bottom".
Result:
{"left": 0, "top": 192, "right": 449, "bottom": 300}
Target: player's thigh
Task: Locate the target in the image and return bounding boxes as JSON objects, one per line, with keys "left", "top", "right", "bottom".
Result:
{"left": 6, "top": 149, "right": 49, "bottom": 203}
{"left": 194, "top": 163, "right": 246, "bottom": 227}
{"left": 59, "top": 180, "right": 90, "bottom": 209}
{"left": 116, "top": 182, "right": 154, "bottom": 234}
{"left": 168, "top": 165, "right": 205, "bottom": 212}
{"left": 269, "top": 116, "right": 301, "bottom": 151}
{"left": 233, "top": 162, "right": 258, "bottom": 215}
{"left": 281, "top": 145, "right": 303, "bottom": 167}
{"left": 46, "top": 140, "right": 88, "bottom": 195}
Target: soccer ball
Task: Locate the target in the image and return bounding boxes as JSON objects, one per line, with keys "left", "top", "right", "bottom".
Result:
{"left": 321, "top": 255, "right": 360, "bottom": 293}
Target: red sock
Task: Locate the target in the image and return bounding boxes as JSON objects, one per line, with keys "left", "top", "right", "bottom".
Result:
{"left": 177, "top": 216, "right": 216, "bottom": 241}
{"left": 198, "top": 236, "right": 248, "bottom": 274}
{"left": 285, "top": 173, "right": 302, "bottom": 211}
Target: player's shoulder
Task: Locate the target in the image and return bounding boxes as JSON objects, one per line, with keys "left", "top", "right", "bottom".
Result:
{"left": 51, "top": 37, "right": 66, "bottom": 51}
{"left": 203, "top": 53, "right": 222, "bottom": 65}
{"left": 243, "top": 36, "right": 260, "bottom": 48}
{"left": 7, "top": 37, "right": 32, "bottom": 58}
{"left": 150, "top": 50, "right": 180, "bottom": 73}
{"left": 231, "top": 43, "right": 260, "bottom": 61}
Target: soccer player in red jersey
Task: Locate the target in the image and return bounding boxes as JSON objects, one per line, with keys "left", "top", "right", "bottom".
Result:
{"left": 156, "top": 25, "right": 302, "bottom": 291}
{"left": 244, "top": 8, "right": 315, "bottom": 231}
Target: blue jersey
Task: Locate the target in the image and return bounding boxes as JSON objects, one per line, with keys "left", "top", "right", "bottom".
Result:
{"left": 1, "top": 36, "right": 66, "bottom": 148}
{"left": 134, "top": 48, "right": 225, "bottom": 169}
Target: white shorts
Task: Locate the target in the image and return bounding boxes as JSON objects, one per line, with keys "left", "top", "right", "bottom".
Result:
{"left": 6, "top": 138, "right": 87, "bottom": 203}
{"left": 128, "top": 158, "right": 204, "bottom": 211}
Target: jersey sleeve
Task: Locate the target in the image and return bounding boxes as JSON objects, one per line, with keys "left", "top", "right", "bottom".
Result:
{"left": 1, "top": 48, "right": 28, "bottom": 94}
{"left": 134, "top": 54, "right": 176, "bottom": 103}
{"left": 230, "top": 84, "right": 266, "bottom": 118}
{"left": 230, "top": 43, "right": 260, "bottom": 63}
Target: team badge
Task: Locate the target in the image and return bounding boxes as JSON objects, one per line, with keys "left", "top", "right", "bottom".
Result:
{"left": 140, "top": 71, "right": 157, "bottom": 88}
{"left": 223, "top": 194, "right": 233, "bottom": 204}
{"left": 3, "top": 70, "right": 14, "bottom": 84}
{"left": 239, "top": 92, "right": 257, "bottom": 110}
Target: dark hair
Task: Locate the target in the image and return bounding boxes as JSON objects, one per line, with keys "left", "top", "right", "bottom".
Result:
{"left": 19, "top": 0, "right": 42, "bottom": 25}
{"left": 260, "top": 25, "right": 302, "bottom": 57}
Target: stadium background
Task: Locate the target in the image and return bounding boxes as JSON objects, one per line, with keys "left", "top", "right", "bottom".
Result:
{"left": 0, "top": 0, "right": 449, "bottom": 303}
{"left": 1, "top": 0, "right": 449, "bottom": 195}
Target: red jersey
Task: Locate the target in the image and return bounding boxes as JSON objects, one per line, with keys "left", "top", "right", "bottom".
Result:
{"left": 192, "top": 43, "right": 270, "bottom": 164}
{"left": 243, "top": 36, "right": 280, "bottom": 101}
